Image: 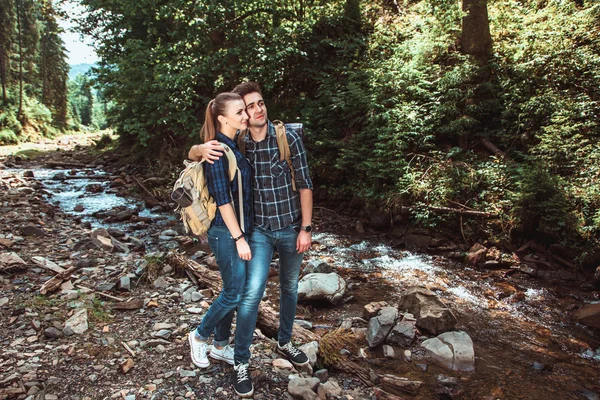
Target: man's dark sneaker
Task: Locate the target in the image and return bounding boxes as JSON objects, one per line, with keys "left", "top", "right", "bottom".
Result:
{"left": 233, "top": 361, "right": 254, "bottom": 398}
{"left": 277, "top": 341, "right": 309, "bottom": 366}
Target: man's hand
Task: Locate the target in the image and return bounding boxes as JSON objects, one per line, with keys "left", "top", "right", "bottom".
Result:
{"left": 188, "top": 140, "right": 224, "bottom": 163}
{"left": 296, "top": 230, "right": 312, "bottom": 253}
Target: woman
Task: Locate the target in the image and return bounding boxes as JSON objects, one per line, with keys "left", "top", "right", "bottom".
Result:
{"left": 188, "top": 92, "right": 255, "bottom": 397}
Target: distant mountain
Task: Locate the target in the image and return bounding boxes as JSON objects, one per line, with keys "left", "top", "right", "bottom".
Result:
{"left": 68, "top": 63, "right": 96, "bottom": 80}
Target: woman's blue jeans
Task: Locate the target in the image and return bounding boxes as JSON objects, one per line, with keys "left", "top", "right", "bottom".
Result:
{"left": 233, "top": 224, "right": 304, "bottom": 363}
{"left": 196, "top": 225, "right": 246, "bottom": 347}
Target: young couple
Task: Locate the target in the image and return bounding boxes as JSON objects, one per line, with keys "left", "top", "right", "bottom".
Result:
{"left": 187, "top": 82, "right": 313, "bottom": 398}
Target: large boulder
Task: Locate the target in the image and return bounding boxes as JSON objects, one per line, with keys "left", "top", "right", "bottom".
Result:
{"left": 297, "top": 273, "right": 346, "bottom": 305}
{"left": 398, "top": 286, "right": 457, "bottom": 335}
{"left": 421, "top": 331, "right": 475, "bottom": 372}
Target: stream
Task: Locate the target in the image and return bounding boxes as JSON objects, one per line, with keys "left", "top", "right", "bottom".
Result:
{"left": 15, "top": 165, "right": 600, "bottom": 399}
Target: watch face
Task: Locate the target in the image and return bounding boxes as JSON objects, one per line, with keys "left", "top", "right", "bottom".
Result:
{"left": 303, "top": 225, "right": 312, "bottom": 233}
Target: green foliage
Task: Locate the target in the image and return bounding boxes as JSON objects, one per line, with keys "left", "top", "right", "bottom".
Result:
{"left": 75, "top": 0, "right": 600, "bottom": 258}
{"left": 510, "top": 167, "right": 579, "bottom": 242}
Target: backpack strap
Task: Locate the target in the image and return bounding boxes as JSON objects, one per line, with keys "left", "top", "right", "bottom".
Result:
{"left": 273, "top": 120, "right": 297, "bottom": 192}
{"left": 219, "top": 143, "right": 245, "bottom": 233}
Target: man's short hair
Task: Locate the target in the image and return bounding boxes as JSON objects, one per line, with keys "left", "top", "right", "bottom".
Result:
{"left": 232, "top": 81, "right": 262, "bottom": 98}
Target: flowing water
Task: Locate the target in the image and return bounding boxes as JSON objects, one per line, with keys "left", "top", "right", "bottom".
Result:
{"left": 13, "top": 166, "right": 600, "bottom": 399}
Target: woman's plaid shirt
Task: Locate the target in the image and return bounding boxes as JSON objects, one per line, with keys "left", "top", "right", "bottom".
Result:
{"left": 244, "top": 121, "right": 313, "bottom": 231}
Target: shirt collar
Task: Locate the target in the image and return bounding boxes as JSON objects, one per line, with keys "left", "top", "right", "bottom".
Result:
{"left": 266, "top": 120, "right": 276, "bottom": 138}
{"left": 216, "top": 131, "right": 238, "bottom": 149}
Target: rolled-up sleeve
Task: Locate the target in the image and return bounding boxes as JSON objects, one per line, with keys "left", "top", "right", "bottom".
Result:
{"left": 205, "top": 157, "right": 232, "bottom": 206}
{"left": 288, "top": 129, "right": 313, "bottom": 190}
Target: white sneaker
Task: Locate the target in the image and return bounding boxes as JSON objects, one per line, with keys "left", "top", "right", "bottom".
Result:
{"left": 188, "top": 331, "right": 210, "bottom": 368}
{"left": 210, "top": 344, "right": 235, "bottom": 365}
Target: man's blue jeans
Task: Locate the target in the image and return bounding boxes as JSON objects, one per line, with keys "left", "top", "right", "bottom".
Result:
{"left": 233, "top": 224, "right": 304, "bottom": 363}
{"left": 196, "top": 225, "right": 246, "bottom": 347}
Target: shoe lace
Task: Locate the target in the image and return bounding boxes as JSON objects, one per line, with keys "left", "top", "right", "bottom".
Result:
{"left": 235, "top": 363, "right": 249, "bottom": 383}
{"left": 282, "top": 342, "right": 301, "bottom": 357}
{"left": 195, "top": 341, "right": 207, "bottom": 359}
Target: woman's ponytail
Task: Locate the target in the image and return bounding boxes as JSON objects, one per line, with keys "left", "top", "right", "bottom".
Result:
{"left": 199, "top": 92, "right": 242, "bottom": 143}
{"left": 200, "top": 99, "right": 217, "bottom": 143}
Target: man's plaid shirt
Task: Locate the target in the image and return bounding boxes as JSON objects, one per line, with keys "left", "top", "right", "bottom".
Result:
{"left": 245, "top": 120, "right": 313, "bottom": 231}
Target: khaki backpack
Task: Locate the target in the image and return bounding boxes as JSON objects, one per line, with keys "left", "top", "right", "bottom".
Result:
{"left": 171, "top": 143, "right": 244, "bottom": 236}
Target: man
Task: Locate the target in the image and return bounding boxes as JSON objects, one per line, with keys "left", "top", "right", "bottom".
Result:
{"left": 188, "top": 82, "right": 313, "bottom": 398}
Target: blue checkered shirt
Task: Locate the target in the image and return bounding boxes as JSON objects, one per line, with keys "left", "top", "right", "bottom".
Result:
{"left": 244, "top": 120, "right": 313, "bottom": 231}
{"left": 205, "top": 132, "right": 254, "bottom": 233}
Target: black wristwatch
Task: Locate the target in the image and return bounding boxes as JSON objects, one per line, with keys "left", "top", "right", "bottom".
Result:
{"left": 300, "top": 225, "right": 312, "bottom": 233}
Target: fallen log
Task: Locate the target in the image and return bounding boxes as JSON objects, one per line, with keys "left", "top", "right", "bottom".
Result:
{"left": 39, "top": 265, "right": 81, "bottom": 295}
{"left": 480, "top": 138, "right": 506, "bottom": 159}
{"left": 401, "top": 205, "right": 498, "bottom": 218}
{"left": 53, "top": 175, "right": 117, "bottom": 180}
{"left": 45, "top": 161, "right": 89, "bottom": 168}
{"left": 166, "top": 252, "right": 374, "bottom": 385}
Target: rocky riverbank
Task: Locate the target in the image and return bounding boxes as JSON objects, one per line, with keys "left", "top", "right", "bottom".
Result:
{"left": 1, "top": 134, "right": 600, "bottom": 400}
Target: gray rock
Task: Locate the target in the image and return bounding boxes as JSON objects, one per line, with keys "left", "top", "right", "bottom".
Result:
{"left": 179, "top": 369, "right": 196, "bottom": 377}
{"left": 314, "top": 369, "right": 329, "bottom": 383}
{"left": 44, "top": 327, "right": 63, "bottom": 339}
{"left": 386, "top": 314, "right": 417, "bottom": 346}
{"left": 366, "top": 307, "right": 398, "bottom": 348}
{"left": 382, "top": 345, "right": 395, "bottom": 358}
{"left": 297, "top": 273, "right": 346, "bottom": 305}
{"left": 191, "top": 292, "right": 203, "bottom": 302}
{"left": 111, "top": 237, "right": 129, "bottom": 253}
{"left": 154, "top": 329, "right": 172, "bottom": 339}
{"left": 288, "top": 377, "right": 320, "bottom": 400}
{"left": 298, "top": 341, "right": 319, "bottom": 366}
{"left": 97, "top": 282, "right": 116, "bottom": 292}
{"left": 0, "top": 297, "right": 8, "bottom": 307}
{"left": 63, "top": 309, "right": 88, "bottom": 336}
{"left": 399, "top": 286, "right": 457, "bottom": 335}
{"left": 119, "top": 276, "right": 131, "bottom": 291}
{"left": 153, "top": 276, "right": 168, "bottom": 289}
{"left": 322, "top": 379, "right": 342, "bottom": 397}
{"left": 421, "top": 331, "right": 475, "bottom": 372}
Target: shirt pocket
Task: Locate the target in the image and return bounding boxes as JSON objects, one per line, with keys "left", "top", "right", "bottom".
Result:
{"left": 271, "top": 159, "right": 290, "bottom": 177}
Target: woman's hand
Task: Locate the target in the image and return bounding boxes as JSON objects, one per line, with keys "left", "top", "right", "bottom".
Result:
{"left": 188, "top": 140, "right": 223, "bottom": 163}
{"left": 236, "top": 238, "right": 252, "bottom": 261}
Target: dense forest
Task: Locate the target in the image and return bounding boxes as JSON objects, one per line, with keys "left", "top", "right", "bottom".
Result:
{"left": 4, "top": 0, "right": 600, "bottom": 264}
{"left": 0, "top": 0, "right": 105, "bottom": 143}
{"left": 0, "top": 0, "right": 70, "bottom": 142}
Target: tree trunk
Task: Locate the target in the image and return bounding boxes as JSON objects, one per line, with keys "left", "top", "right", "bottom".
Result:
{"left": 460, "top": 0, "right": 492, "bottom": 60}
{"left": 16, "top": 0, "right": 23, "bottom": 119}
{"left": 0, "top": 44, "right": 6, "bottom": 105}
